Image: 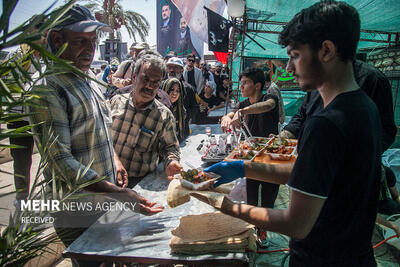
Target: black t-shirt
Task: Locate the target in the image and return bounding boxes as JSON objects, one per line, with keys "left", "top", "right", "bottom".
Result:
{"left": 199, "top": 91, "right": 223, "bottom": 117}
{"left": 288, "top": 90, "right": 382, "bottom": 265}
{"left": 237, "top": 93, "right": 279, "bottom": 137}
{"left": 199, "top": 91, "right": 222, "bottom": 108}
{"left": 187, "top": 69, "right": 196, "bottom": 89}
{"left": 216, "top": 84, "right": 229, "bottom": 102}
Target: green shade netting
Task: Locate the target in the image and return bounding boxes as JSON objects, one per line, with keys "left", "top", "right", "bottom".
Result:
{"left": 229, "top": 0, "right": 400, "bottom": 139}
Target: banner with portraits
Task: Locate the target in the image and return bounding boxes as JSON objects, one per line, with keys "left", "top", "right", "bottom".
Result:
{"left": 156, "top": 0, "right": 203, "bottom": 59}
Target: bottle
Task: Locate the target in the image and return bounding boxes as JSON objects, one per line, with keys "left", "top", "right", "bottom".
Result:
{"left": 218, "top": 133, "right": 227, "bottom": 154}
{"left": 210, "top": 135, "right": 217, "bottom": 145}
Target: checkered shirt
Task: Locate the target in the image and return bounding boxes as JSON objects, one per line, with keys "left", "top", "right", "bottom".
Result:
{"left": 30, "top": 71, "right": 116, "bottom": 185}
{"left": 111, "top": 93, "right": 180, "bottom": 178}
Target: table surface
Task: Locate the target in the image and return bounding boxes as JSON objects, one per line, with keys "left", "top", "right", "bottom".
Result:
{"left": 64, "top": 124, "right": 249, "bottom": 265}
{"left": 208, "top": 106, "right": 233, "bottom": 117}
{"left": 60, "top": 123, "right": 400, "bottom": 266}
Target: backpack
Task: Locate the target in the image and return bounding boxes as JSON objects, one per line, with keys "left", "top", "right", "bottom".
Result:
{"left": 122, "top": 60, "right": 133, "bottom": 78}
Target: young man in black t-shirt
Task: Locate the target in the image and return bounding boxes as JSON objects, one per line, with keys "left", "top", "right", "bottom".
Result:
{"left": 198, "top": 80, "right": 224, "bottom": 123}
{"left": 220, "top": 68, "right": 279, "bottom": 208}
{"left": 200, "top": 2, "right": 382, "bottom": 266}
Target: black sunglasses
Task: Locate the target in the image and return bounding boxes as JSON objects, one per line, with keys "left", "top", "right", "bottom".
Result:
{"left": 187, "top": 59, "right": 194, "bottom": 63}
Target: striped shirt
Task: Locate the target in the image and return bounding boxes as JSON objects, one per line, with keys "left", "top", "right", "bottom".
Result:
{"left": 111, "top": 93, "right": 180, "bottom": 178}
{"left": 30, "top": 71, "right": 116, "bottom": 186}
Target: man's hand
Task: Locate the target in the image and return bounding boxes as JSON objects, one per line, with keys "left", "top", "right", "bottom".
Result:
{"left": 204, "top": 160, "right": 245, "bottom": 187}
{"left": 220, "top": 115, "right": 232, "bottom": 132}
{"left": 115, "top": 155, "right": 128, "bottom": 188}
{"left": 231, "top": 110, "right": 242, "bottom": 130}
{"left": 122, "top": 78, "right": 132, "bottom": 87}
{"left": 273, "top": 130, "right": 295, "bottom": 139}
{"left": 166, "top": 160, "right": 183, "bottom": 180}
{"left": 119, "top": 188, "right": 164, "bottom": 215}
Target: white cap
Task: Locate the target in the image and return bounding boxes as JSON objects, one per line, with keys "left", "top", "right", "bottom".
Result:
{"left": 166, "top": 57, "right": 184, "bottom": 68}
{"left": 206, "top": 80, "right": 217, "bottom": 93}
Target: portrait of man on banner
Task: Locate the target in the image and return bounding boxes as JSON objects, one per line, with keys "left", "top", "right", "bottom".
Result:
{"left": 157, "top": 0, "right": 179, "bottom": 56}
{"left": 176, "top": 17, "right": 199, "bottom": 58}
{"left": 157, "top": 0, "right": 203, "bottom": 59}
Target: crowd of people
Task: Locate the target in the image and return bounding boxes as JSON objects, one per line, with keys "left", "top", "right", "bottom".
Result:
{"left": 6, "top": 2, "right": 400, "bottom": 266}
{"left": 92, "top": 46, "right": 234, "bottom": 128}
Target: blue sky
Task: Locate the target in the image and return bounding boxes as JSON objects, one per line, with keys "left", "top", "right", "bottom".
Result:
{"left": 3, "top": 0, "right": 217, "bottom": 59}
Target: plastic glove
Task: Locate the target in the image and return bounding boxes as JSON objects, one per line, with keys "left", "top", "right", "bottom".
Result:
{"left": 204, "top": 160, "right": 245, "bottom": 187}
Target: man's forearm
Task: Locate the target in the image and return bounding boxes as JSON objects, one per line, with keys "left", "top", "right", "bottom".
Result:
{"left": 244, "top": 161, "right": 293, "bottom": 184}
{"left": 221, "top": 199, "right": 298, "bottom": 237}
{"left": 223, "top": 111, "right": 235, "bottom": 120}
{"left": 85, "top": 179, "right": 122, "bottom": 193}
{"left": 240, "top": 99, "right": 275, "bottom": 115}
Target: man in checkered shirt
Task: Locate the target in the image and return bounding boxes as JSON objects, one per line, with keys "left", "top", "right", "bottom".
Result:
{"left": 111, "top": 53, "right": 182, "bottom": 188}
{"left": 29, "top": 7, "right": 164, "bottom": 264}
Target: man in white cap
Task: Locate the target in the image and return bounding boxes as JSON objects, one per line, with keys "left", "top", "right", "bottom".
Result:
{"left": 112, "top": 42, "right": 150, "bottom": 88}
{"left": 163, "top": 57, "right": 200, "bottom": 135}
{"left": 30, "top": 5, "right": 163, "bottom": 265}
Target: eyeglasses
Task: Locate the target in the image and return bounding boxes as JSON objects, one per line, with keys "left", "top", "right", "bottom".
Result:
{"left": 187, "top": 59, "right": 194, "bottom": 63}
{"left": 142, "top": 76, "right": 161, "bottom": 89}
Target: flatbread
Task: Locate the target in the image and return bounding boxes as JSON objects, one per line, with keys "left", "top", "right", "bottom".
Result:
{"left": 166, "top": 179, "right": 234, "bottom": 208}
{"left": 170, "top": 228, "right": 255, "bottom": 254}
{"left": 171, "top": 211, "right": 253, "bottom": 242}
{"left": 166, "top": 179, "right": 191, "bottom": 208}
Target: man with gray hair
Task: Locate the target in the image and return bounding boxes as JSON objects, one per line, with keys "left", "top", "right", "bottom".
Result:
{"left": 111, "top": 54, "right": 182, "bottom": 187}
{"left": 30, "top": 6, "right": 163, "bottom": 265}
{"left": 112, "top": 42, "right": 150, "bottom": 88}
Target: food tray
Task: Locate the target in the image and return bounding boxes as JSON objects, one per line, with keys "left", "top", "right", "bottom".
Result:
{"left": 263, "top": 137, "right": 297, "bottom": 161}
{"left": 225, "top": 149, "right": 259, "bottom": 161}
{"left": 201, "top": 154, "right": 227, "bottom": 163}
{"left": 174, "top": 170, "right": 220, "bottom": 191}
{"left": 225, "top": 137, "right": 271, "bottom": 162}
{"left": 246, "top": 137, "right": 271, "bottom": 145}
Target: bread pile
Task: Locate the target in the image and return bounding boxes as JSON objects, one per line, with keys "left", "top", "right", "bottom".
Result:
{"left": 169, "top": 211, "right": 256, "bottom": 254}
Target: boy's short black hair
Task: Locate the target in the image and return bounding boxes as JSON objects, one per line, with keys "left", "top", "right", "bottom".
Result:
{"left": 239, "top": 68, "right": 265, "bottom": 88}
{"left": 278, "top": 1, "right": 360, "bottom": 61}
{"left": 186, "top": 53, "right": 195, "bottom": 60}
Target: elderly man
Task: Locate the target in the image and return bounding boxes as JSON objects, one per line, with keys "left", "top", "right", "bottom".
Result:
{"left": 111, "top": 54, "right": 182, "bottom": 187}
{"left": 112, "top": 42, "right": 150, "bottom": 88}
{"left": 30, "top": 6, "right": 163, "bottom": 265}
{"left": 200, "top": 60, "right": 214, "bottom": 82}
{"left": 162, "top": 57, "right": 199, "bottom": 137}
{"left": 183, "top": 53, "right": 203, "bottom": 94}
{"left": 213, "top": 61, "right": 224, "bottom": 89}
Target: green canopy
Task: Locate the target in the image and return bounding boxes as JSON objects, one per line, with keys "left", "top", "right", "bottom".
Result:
{"left": 229, "top": 0, "right": 400, "bottom": 140}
